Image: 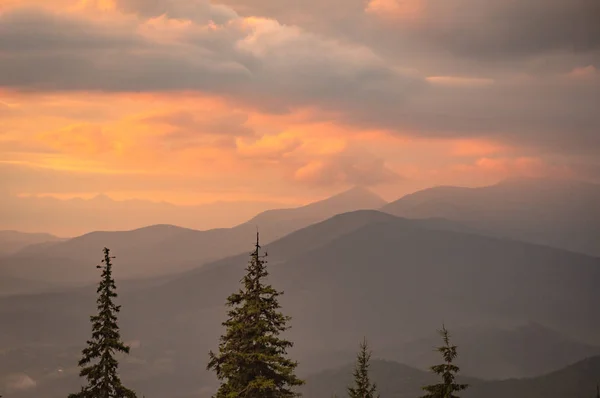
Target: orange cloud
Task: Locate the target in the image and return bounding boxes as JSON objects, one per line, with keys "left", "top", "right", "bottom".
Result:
{"left": 426, "top": 76, "right": 495, "bottom": 87}
{"left": 443, "top": 157, "right": 576, "bottom": 184}
{"left": 567, "top": 65, "right": 599, "bottom": 80}
{"left": 365, "top": 0, "right": 425, "bottom": 20}
{"left": 38, "top": 124, "right": 116, "bottom": 156}
{"left": 450, "top": 139, "right": 510, "bottom": 157}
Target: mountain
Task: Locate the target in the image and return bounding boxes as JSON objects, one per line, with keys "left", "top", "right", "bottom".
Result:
{"left": 0, "top": 230, "right": 64, "bottom": 256}
{"left": 382, "top": 177, "right": 600, "bottom": 257}
{"left": 302, "top": 356, "right": 600, "bottom": 398}
{"left": 302, "top": 359, "right": 478, "bottom": 398}
{"left": 0, "top": 191, "right": 291, "bottom": 237}
{"left": 246, "top": 186, "right": 387, "bottom": 228}
{"left": 1, "top": 210, "right": 599, "bottom": 397}
{"left": 379, "top": 322, "right": 600, "bottom": 379}
{"left": 0, "top": 187, "right": 387, "bottom": 286}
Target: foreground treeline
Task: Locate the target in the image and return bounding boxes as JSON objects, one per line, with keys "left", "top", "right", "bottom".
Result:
{"left": 68, "top": 235, "right": 469, "bottom": 398}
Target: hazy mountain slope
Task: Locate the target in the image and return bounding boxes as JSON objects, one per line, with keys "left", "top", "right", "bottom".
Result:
{"left": 0, "top": 191, "right": 287, "bottom": 237}
{"left": 468, "top": 356, "right": 600, "bottom": 398}
{"left": 2, "top": 210, "right": 599, "bottom": 397}
{"left": 380, "top": 322, "right": 600, "bottom": 379}
{"left": 0, "top": 230, "right": 64, "bottom": 255}
{"left": 382, "top": 177, "right": 600, "bottom": 257}
{"left": 301, "top": 359, "right": 478, "bottom": 398}
{"left": 302, "top": 356, "right": 600, "bottom": 398}
{"left": 0, "top": 274, "right": 57, "bottom": 296}
{"left": 1, "top": 187, "right": 386, "bottom": 286}
{"left": 246, "top": 186, "right": 387, "bottom": 228}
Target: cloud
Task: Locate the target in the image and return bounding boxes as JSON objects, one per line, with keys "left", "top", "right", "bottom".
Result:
{"left": 3, "top": 373, "right": 37, "bottom": 392}
{"left": 114, "top": 0, "right": 238, "bottom": 23}
{"left": 0, "top": 7, "right": 140, "bottom": 53}
{"left": 342, "top": 72, "right": 600, "bottom": 156}
{"left": 365, "top": 0, "right": 425, "bottom": 20}
{"left": 294, "top": 148, "right": 401, "bottom": 187}
{"left": 236, "top": 133, "right": 303, "bottom": 161}
{"left": 1, "top": 0, "right": 599, "bottom": 173}
{"left": 0, "top": 5, "right": 419, "bottom": 105}
{"left": 143, "top": 110, "right": 255, "bottom": 149}
{"left": 0, "top": 7, "right": 250, "bottom": 91}
{"left": 568, "top": 65, "right": 600, "bottom": 79}
{"left": 425, "top": 76, "right": 495, "bottom": 87}
{"left": 386, "top": 0, "right": 600, "bottom": 60}
{"left": 38, "top": 124, "right": 116, "bottom": 156}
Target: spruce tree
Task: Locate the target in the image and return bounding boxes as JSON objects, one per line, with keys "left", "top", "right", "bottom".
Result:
{"left": 69, "top": 247, "right": 137, "bottom": 398}
{"left": 347, "top": 337, "right": 379, "bottom": 398}
{"left": 207, "top": 233, "right": 304, "bottom": 398}
{"left": 421, "top": 325, "right": 468, "bottom": 398}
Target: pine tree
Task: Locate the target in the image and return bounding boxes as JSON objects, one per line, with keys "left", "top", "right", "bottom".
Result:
{"left": 207, "top": 233, "right": 304, "bottom": 398}
{"left": 421, "top": 325, "right": 468, "bottom": 398}
{"left": 69, "top": 247, "right": 137, "bottom": 398}
{"left": 347, "top": 337, "right": 380, "bottom": 398}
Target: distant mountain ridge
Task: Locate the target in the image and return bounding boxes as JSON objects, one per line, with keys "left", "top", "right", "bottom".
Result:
{"left": 302, "top": 355, "right": 600, "bottom": 398}
{"left": 378, "top": 322, "right": 600, "bottom": 379}
{"left": 0, "top": 191, "right": 289, "bottom": 237}
{"left": 0, "top": 230, "right": 64, "bottom": 255}
{"left": 247, "top": 186, "right": 386, "bottom": 225}
{"left": 1, "top": 187, "right": 387, "bottom": 286}
{"left": 382, "top": 177, "right": 600, "bottom": 257}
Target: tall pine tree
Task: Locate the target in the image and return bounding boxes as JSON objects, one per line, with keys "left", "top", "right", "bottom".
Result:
{"left": 347, "top": 337, "right": 380, "bottom": 398}
{"left": 69, "top": 247, "right": 137, "bottom": 398}
{"left": 207, "top": 233, "right": 304, "bottom": 398}
{"left": 421, "top": 325, "right": 468, "bottom": 398}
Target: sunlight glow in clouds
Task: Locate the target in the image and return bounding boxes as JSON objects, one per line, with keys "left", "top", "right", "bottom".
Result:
{"left": 0, "top": 0, "right": 598, "bottom": 212}
{"left": 365, "top": 0, "right": 425, "bottom": 20}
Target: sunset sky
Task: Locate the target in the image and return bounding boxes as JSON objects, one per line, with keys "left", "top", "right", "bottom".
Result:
{"left": 1, "top": 0, "right": 599, "bottom": 222}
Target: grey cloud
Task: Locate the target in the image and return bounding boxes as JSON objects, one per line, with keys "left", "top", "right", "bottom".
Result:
{"left": 412, "top": 0, "right": 600, "bottom": 59}
{"left": 0, "top": 8, "right": 140, "bottom": 52}
{"left": 0, "top": 6, "right": 420, "bottom": 107}
{"left": 0, "top": 7, "right": 250, "bottom": 91}
{"left": 332, "top": 71, "right": 600, "bottom": 156}
{"left": 216, "top": 0, "right": 600, "bottom": 61}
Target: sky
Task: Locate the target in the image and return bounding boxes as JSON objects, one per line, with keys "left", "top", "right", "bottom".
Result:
{"left": 0, "top": 0, "right": 599, "bottom": 233}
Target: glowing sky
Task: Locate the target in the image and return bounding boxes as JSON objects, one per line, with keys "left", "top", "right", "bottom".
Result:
{"left": 1, "top": 0, "right": 599, "bottom": 214}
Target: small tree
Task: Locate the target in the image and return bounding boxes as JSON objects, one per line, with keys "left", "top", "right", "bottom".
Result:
{"left": 207, "top": 233, "right": 304, "bottom": 397}
{"left": 69, "top": 247, "right": 137, "bottom": 398}
{"left": 421, "top": 325, "right": 468, "bottom": 398}
{"left": 347, "top": 337, "right": 379, "bottom": 398}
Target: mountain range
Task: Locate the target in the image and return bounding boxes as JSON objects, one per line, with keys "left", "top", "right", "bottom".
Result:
{"left": 0, "top": 230, "right": 64, "bottom": 256}
{"left": 378, "top": 322, "right": 600, "bottom": 380}
{"left": 0, "top": 186, "right": 386, "bottom": 286}
{"left": 1, "top": 177, "right": 599, "bottom": 397}
{"left": 0, "top": 191, "right": 289, "bottom": 237}
{"left": 1, "top": 206, "right": 599, "bottom": 397}
{"left": 4, "top": 177, "right": 599, "bottom": 290}
{"left": 383, "top": 177, "right": 600, "bottom": 257}
{"left": 302, "top": 356, "right": 600, "bottom": 398}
